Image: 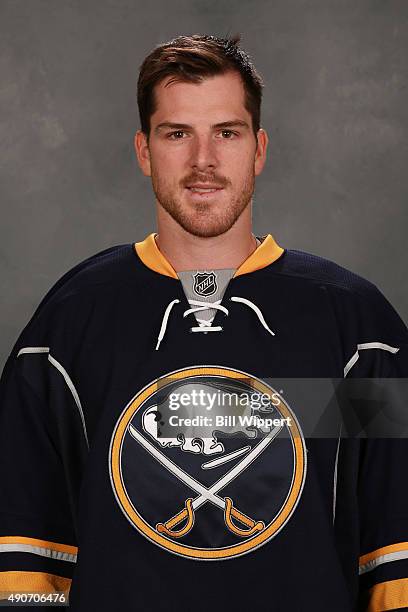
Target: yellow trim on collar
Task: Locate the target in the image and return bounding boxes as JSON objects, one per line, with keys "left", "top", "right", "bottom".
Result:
{"left": 134, "top": 233, "right": 284, "bottom": 279}
{"left": 135, "top": 233, "right": 178, "bottom": 278}
{"left": 233, "top": 234, "right": 284, "bottom": 278}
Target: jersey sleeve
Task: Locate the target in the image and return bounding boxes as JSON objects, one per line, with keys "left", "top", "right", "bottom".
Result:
{"left": 0, "top": 343, "right": 88, "bottom": 605}
{"left": 346, "top": 286, "right": 408, "bottom": 611}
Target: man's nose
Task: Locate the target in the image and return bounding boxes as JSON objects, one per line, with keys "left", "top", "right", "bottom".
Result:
{"left": 190, "top": 134, "right": 218, "bottom": 170}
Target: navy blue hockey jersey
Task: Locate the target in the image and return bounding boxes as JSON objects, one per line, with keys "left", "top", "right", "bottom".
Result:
{"left": 1, "top": 232, "right": 408, "bottom": 611}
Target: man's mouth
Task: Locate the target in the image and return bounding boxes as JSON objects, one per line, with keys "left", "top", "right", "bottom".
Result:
{"left": 188, "top": 187, "right": 219, "bottom": 193}
{"left": 185, "top": 184, "right": 224, "bottom": 197}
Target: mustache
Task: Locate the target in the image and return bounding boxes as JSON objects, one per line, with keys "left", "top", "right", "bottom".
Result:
{"left": 182, "top": 175, "right": 228, "bottom": 188}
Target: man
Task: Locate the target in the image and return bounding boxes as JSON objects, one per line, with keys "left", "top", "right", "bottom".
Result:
{"left": 0, "top": 33, "right": 407, "bottom": 612}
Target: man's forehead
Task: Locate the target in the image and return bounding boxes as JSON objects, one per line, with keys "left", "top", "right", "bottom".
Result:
{"left": 151, "top": 72, "right": 248, "bottom": 123}
{"left": 159, "top": 70, "right": 243, "bottom": 88}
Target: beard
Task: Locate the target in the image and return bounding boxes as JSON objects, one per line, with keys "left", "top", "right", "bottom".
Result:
{"left": 150, "top": 165, "right": 255, "bottom": 238}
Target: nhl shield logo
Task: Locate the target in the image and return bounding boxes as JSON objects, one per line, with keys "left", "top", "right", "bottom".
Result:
{"left": 109, "top": 366, "right": 307, "bottom": 561}
{"left": 193, "top": 272, "right": 217, "bottom": 297}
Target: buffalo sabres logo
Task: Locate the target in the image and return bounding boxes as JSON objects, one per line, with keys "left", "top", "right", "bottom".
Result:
{"left": 109, "top": 366, "right": 306, "bottom": 561}
{"left": 193, "top": 271, "right": 217, "bottom": 296}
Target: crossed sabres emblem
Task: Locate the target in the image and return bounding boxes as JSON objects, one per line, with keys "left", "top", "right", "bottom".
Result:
{"left": 127, "top": 420, "right": 282, "bottom": 538}
{"left": 109, "top": 367, "right": 306, "bottom": 560}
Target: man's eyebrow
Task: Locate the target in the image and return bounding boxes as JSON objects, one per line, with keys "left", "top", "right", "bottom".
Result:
{"left": 154, "top": 120, "right": 250, "bottom": 133}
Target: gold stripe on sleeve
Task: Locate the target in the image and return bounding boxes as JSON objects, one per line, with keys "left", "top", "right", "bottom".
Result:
{"left": 367, "top": 577, "right": 408, "bottom": 612}
{"left": 0, "top": 571, "right": 71, "bottom": 600}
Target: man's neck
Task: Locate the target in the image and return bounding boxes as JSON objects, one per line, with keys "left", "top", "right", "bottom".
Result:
{"left": 154, "top": 230, "right": 259, "bottom": 272}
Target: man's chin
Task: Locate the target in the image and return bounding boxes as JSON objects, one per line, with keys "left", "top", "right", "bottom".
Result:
{"left": 157, "top": 195, "right": 249, "bottom": 238}
{"left": 177, "top": 216, "right": 237, "bottom": 238}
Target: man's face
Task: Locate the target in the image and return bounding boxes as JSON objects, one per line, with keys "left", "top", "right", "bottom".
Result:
{"left": 135, "top": 70, "right": 268, "bottom": 238}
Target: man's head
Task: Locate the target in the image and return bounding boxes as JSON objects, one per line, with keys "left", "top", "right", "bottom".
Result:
{"left": 134, "top": 34, "right": 268, "bottom": 238}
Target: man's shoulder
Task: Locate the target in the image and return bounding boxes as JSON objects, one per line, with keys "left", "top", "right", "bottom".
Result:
{"left": 273, "top": 247, "right": 379, "bottom": 298}
{"left": 36, "top": 243, "right": 135, "bottom": 309}
{"left": 270, "top": 247, "right": 408, "bottom": 343}
{"left": 16, "top": 243, "right": 141, "bottom": 345}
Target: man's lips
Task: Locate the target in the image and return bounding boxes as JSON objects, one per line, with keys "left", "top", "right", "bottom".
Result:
{"left": 185, "top": 186, "right": 224, "bottom": 199}
{"left": 186, "top": 187, "right": 223, "bottom": 202}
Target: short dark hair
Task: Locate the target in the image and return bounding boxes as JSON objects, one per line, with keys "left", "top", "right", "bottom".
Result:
{"left": 137, "top": 33, "right": 264, "bottom": 139}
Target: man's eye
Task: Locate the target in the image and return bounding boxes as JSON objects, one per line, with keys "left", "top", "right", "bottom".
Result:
{"left": 220, "top": 130, "right": 237, "bottom": 138}
{"left": 168, "top": 131, "right": 186, "bottom": 139}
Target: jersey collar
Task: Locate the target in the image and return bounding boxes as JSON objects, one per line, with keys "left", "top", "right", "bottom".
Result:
{"left": 134, "top": 232, "right": 284, "bottom": 279}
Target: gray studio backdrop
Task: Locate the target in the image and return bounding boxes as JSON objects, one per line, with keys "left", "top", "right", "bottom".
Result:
{"left": 1, "top": 0, "right": 407, "bottom": 369}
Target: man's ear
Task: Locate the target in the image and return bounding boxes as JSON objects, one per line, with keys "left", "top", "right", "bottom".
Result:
{"left": 254, "top": 128, "right": 269, "bottom": 176}
{"left": 134, "top": 130, "right": 151, "bottom": 177}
